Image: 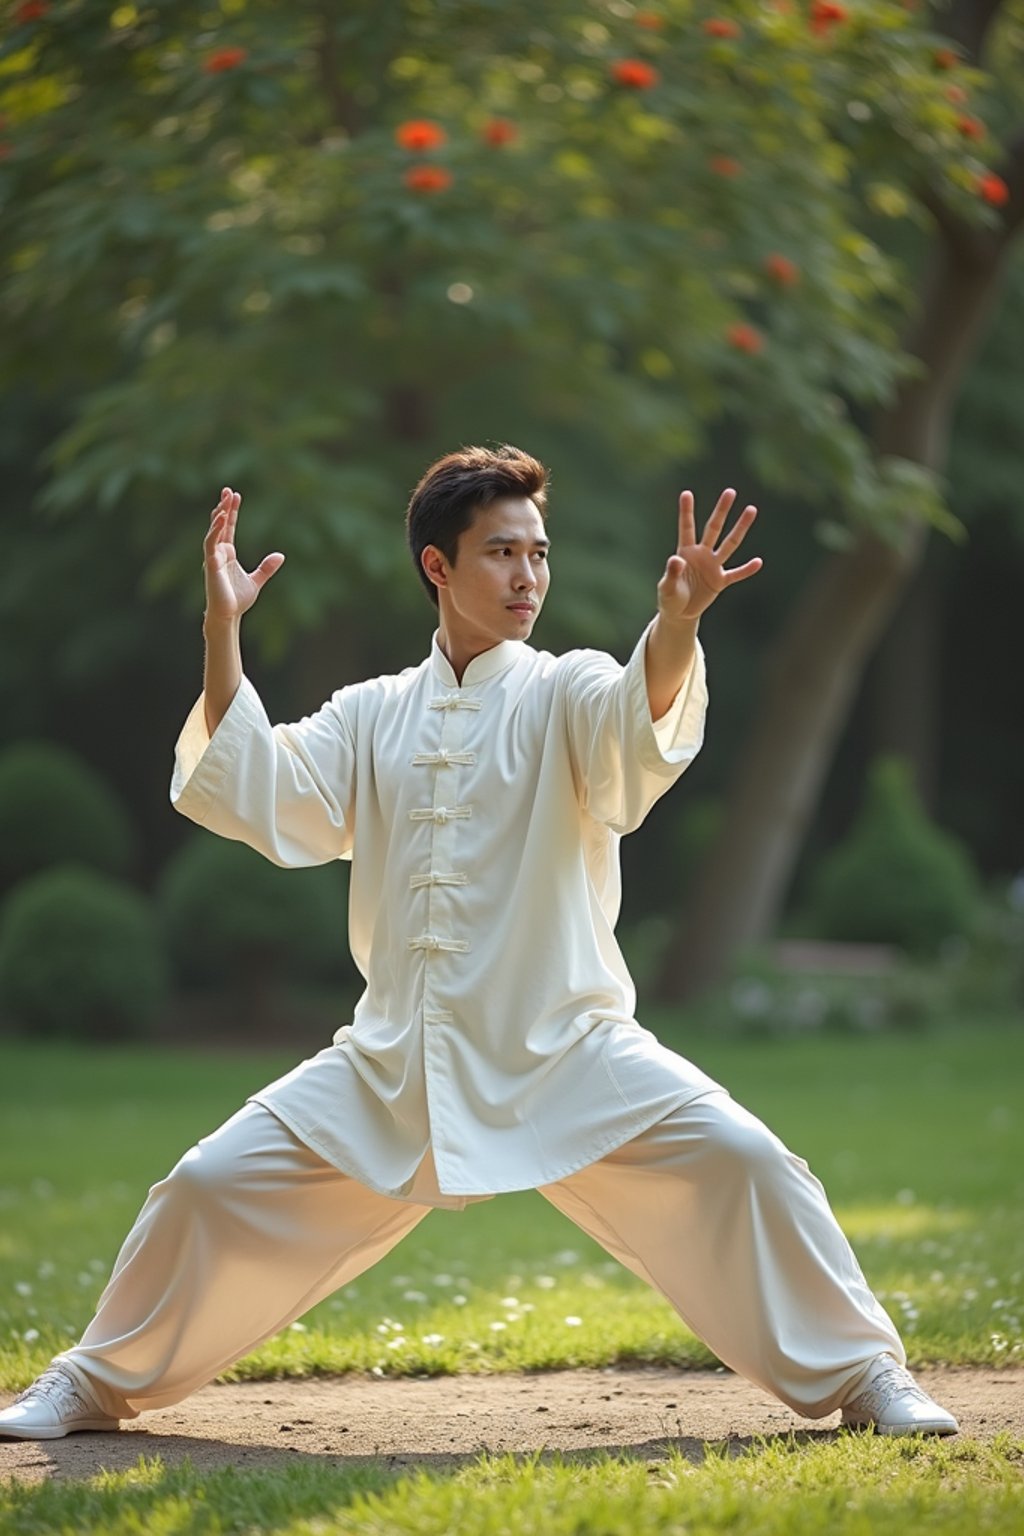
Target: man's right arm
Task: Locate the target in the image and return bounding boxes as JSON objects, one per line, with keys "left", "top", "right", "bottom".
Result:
{"left": 201, "top": 485, "right": 284, "bottom": 738}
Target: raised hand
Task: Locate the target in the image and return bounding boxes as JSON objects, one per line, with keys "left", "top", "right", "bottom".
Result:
{"left": 203, "top": 487, "right": 285, "bottom": 625}
{"left": 657, "top": 488, "right": 762, "bottom": 626}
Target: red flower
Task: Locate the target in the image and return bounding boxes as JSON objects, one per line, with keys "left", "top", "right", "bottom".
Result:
{"left": 709, "top": 154, "right": 741, "bottom": 177}
{"left": 810, "top": 0, "right": 847, "bottom": 34}
{"left": 704, "top": 18, "right": 742, "bottom": 37}
{"left": 395, "top": 119, "right": 447, "bottom": 153}
{"left": 727, "top": 323, "right": 764, "bottom": 354}
{"left": 203, "top": 47, "right": 248, "bottom": 74}
{"left": 945, "top": 84, "right": 968, "bottom": 106}
{"left": 481, "top": 117, "right": 518, "bottom": 147}
{"left": 610, "top": 58, "right": 660, "bottom": 89}
{"left": 933, "top": 47, "right": 958, "bottom": 69}
{"left": 15, "top": 0, "right": 49, "bottom": 20}
{"left": 764, "top": 252, "right": 800, "bottom": 286}
{"left": 634, "top": 11, "right": 665, "bottom": 27}
{"left": 976, "top": 172, "right": 1009, "bottom": 206}
{"left": 956, "top": 114, "right": 985, "bottom": 140}
{"left": 404, "top": 164, "right": 452, "bottom": 194}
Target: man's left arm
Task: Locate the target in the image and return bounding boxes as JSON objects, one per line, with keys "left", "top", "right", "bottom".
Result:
{"left": 644, "top": 488, "right": 762, "bottom": 722}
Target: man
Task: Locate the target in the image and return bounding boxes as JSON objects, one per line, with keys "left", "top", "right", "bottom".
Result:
{"left": 1, "top": 444, "right": 956, "bottom": 1440}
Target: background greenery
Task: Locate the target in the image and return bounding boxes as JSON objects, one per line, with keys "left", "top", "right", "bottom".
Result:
{"left": 1, "top": 0, "right": 1023, "bottom": 1028}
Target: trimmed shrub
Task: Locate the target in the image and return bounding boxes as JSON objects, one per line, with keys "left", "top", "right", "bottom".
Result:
{"left": 0, "top": 741, "right": 135, "bottom": 892}
{"left": 808, "top": 756, "right": 981, "bottom": 955}
{"left": 157, "top": 833, "right": 349, "bottom": 993}
{"left": 0, "top": 865, "right": 167, "bottom": 1039}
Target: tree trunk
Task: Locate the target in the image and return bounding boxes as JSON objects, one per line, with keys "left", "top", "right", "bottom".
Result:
{"left": 657, "top": 211, "right": 1015, "bottom": 1003}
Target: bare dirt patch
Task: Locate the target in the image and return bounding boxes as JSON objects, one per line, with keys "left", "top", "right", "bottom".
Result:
{"left": 2, "top": 1366, "right": 1021, "bottom": 1485}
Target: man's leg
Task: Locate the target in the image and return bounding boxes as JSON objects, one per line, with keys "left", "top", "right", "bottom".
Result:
{"left": 538, "top": 1089, "right": 955, "bottom": 1430}
{"left": 1, "top": 1102, "right": 430, "bottom": 1435}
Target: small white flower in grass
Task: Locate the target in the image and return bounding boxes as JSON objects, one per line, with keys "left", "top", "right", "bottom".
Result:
{"left": 371, "top": 1366, "right": 385, "bottom": 1377}
{"left": 520, "top": 1303, "right": 535, "bottom": 1313}
{"left": 421, "top": 1334, "right": 444, "bottom": 1346}
{"left": 402, "top": 1290, "right": 428, "bottom": 1303}
{"left": 289, "top": 1322, "right": 307, "bottom": 1333}
{"left": 466, "top": 1341, "right": 480, "bottom": 1351}
{"left": 14, "top": 1282, "right": 31, "bottom": 1298}
{"left": 501, "top": 1297, "right": 519, "bottom": 1308}
{"left": 391, "top": 1276, "right": 412, "bottom": 1286}
{"left": 22, "top": 1329, "right": 39, "bottom": 1343}
{"left": 555, "top": 1250, "right": 579, "bottom": 1266}
{"left": 88, "top": 1259, "right": 106, "bottom": 1273}
{"left": 564, "top": 1316, "right": 583, "bottom": 1327}
{"left": 344, "top": 1285, "right": 360, "bottom": 1298}
{"left": 386, "top": 1338, "right": 405, "bottom": 1350}
{"left": 505, "top": 1274, "right": 523, "bottom": 1289}
{"left": 453, "top": 1295, "right": 467, "bottom": 1306}
{"left": 535, "top": 1276, "right": 556, "bottom": 1289}
{"left": 376, "top": 1325, "right": 390, "bottom": 1335}
{"left": 37, "top": 1261, "right": 55, "bottom": 1280}
{"left": 489, "top": 1321, "right": 507, "bottom": 1332}
{"left": 433, "top": 1274, "right": 454, "bottom": 1287}
{"left": 895, "top": 1189, "right": 915, "bottom": 1206}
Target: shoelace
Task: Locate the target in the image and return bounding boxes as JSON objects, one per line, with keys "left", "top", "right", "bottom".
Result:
{"left": 845, "top": 1363, "right": 930, "bottom": 1416}
{"left": 15, "top": 1363, "right": 89, "bottom": 1415}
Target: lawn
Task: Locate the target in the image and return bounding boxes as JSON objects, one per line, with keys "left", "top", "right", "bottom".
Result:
{"left": 1, "top": 1020, "right": 1021, "bottom": 1386}
{"left": 2, "top": 1021, "right": 1022, "bottom": 1534}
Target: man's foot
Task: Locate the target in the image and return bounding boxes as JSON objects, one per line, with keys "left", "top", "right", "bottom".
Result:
{"left": 0, "top": 1363, "right": 120, "bottom": 1439}
{"left": 840, "top": 1356, "right": 958, "bottom": 1436}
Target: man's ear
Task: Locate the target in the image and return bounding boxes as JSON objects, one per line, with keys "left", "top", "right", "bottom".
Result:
{"left": 421, "top": 544, "right": 449, "bottom": 593}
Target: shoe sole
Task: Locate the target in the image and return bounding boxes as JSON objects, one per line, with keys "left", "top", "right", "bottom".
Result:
{"left": 0, "top": 1418, "right": 120, "bottom": 1440}
{"left": 841, "top": 1417, "right": 959, "bottom": 1436}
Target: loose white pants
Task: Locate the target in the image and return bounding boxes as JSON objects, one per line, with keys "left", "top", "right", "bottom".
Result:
{"left": 57, "top": 1089, "right": 903, "bottom": 1423}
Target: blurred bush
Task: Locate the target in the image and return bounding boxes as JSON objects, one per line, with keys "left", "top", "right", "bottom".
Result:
{"left": 157, "top": 834, "right": 349, "bottom": 1001}
{"left": 0, "top": 865, "right": 166, "bottom": 1040}
{"left": 0, "top": 741, "right": 136, "bottom": 893}
{"left": 806, "top": 756, "right": 981, "bottom": 954}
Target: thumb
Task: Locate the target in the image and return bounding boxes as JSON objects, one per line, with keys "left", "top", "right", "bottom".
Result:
{"left": 251, "top": 552, "right": 285, "bottom": 590}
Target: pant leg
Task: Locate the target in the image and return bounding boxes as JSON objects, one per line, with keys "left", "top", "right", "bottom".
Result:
{"left": 538, "top": 1088, "right": 904, "bottom": 1418}
{"left": 55, "top": 1102, "right": 431, "bottom": 1419}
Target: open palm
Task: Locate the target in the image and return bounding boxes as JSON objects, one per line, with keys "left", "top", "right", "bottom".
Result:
{"left": 203, "top": 487, "right": 284, "bottom": 623}
{"left": 657, "top": 488, "right": 762, "bottom": 624}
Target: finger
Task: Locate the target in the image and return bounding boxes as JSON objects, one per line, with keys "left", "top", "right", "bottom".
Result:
{"left": 677, "top": 491, "right": 696, "bottom": 552}
{"left": 702, "top": 487, "right": 737, "bottom": 547}
{"left": 226, "top": 488, "right": 241, "bottom": 546}
{"left": 721, "top": 557, "right": 764, "bottom": 586}
{"left": 715, "top": 504, "right": 758, "bottom": 561}
{"left": 203, "top": 507, "right": 230, "bottom": 555}
{"left": 249, "top": 552, "right": 285, "bottom": 590}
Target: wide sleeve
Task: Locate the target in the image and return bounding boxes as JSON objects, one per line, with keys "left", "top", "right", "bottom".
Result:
{"left": 169, "top": 675, "right": 357, "bottom": 867}
{"left": 561, "top": 619, "right": 708, "bottom": 835}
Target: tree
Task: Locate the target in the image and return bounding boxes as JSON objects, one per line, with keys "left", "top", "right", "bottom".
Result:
{"left": 0, "top": 0, "right": 1014, "bottom": 962}
{"left": 661, "top": 0, "right": 1024, "bottom": 998}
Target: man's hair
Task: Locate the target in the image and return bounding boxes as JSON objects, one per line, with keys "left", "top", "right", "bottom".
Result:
{"left": 405, "top": 443, "right": 550, "bottom": 606}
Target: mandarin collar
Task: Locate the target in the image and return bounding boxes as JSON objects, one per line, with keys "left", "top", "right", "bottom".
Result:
{"left": 429, "top": 631, "right": 525, "bottom": 688}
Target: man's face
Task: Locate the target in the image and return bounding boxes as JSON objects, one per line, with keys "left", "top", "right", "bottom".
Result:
{"left": 423, "top": 496, "right": 551, "bottom": 650}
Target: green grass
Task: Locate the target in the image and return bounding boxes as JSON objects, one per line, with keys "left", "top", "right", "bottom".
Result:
{"left": 1, "top": 1020, "right": 1022, "bottom": 1388}
{"left": 2, "top": 1436, "right": 1023, "bottom": 1535}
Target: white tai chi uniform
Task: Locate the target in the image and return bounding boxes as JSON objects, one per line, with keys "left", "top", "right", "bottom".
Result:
{"left": 55, "top": 624, "right": 904, "bottom": 1420}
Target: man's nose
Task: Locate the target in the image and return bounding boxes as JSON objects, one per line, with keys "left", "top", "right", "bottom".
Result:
{"left": 512, "top": 560, "right": 536, "bottom": 590}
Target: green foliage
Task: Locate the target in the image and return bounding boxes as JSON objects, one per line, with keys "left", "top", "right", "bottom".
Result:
{"left": 808, "top": 756, "right": 981, "bottom": 954}
{"left": 0, "top": 740, "right": 136, "bottom": 893}
{"left": 157, "top": 832, "right": 350, "bottom": 990}
{"left": 0, "top": 0, "right": 1014, "bottom": 646}
{"left": 0, "top": 865, "right": 166, "bottom": 1040}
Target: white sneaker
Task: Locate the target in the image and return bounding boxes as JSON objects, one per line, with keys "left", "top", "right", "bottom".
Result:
{"left": 0, "top": 1362, "right": 120, "bottom": 1439}
{"left": 841, "top": 1356, "right": 959, "bottom": 1436}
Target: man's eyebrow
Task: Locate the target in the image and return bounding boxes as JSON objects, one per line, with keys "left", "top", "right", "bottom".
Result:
{"left": 481, "top": 534, "right": 551, "bottom": 548}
